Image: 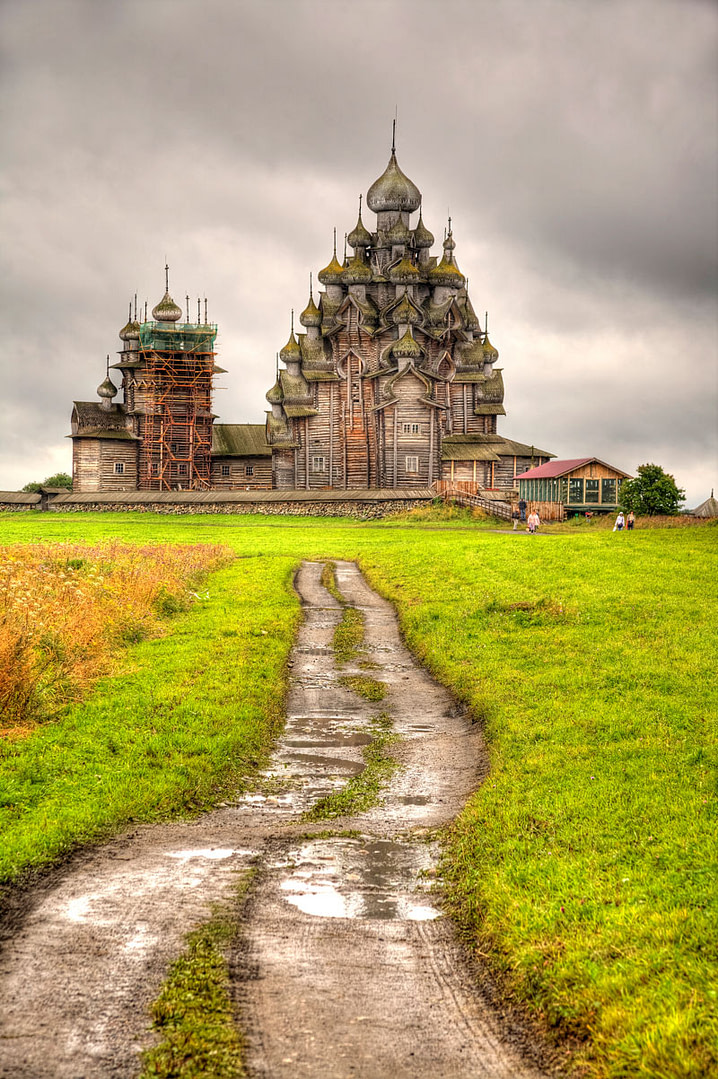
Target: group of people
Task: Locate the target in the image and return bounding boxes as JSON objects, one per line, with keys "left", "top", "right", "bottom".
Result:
{"left": 512, "top": 499, "right": 540, "bottom": 533}
{"left": 614, "top": 511, "right": 635, "bottom": 531}
{"left": 511, "top": 498, "right": 636, "bottom": 532}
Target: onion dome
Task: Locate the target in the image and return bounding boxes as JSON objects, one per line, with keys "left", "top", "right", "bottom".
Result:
{"left": 343, "top": 253, "right": 373, "bottom": 285}
{"left": 97, "top": 374, "right": 117, "bottom": 400}
{"left": 318, "top": 247, "right": 345, "bottom": 286}
{"left": 348, "top": 209, "right": 373, "bottom": 249}
{"left": 413, "top": 212, "right": 434, "bottom": 249}
{"left": 392, "top": 329, "right": 423, "bottom": 360}
{"left": 279, "top": 328, "right": 301, "bottom": 364}
{"left": 428, "top": 253, "right": 465, "bottom": 289}
{"left": 266, "top": 378, "right": 283, "bottom": 405}
{"left": 386, "top": 217, "right": 412, "bottom": 246}
{"left": 299, "top": 292, "right": 322, "bottom": 328}
{"left": 152, "top": 290, "right": 182, "bottom": 322}
{"left": 119, "top": 301, "right": 140, "bottom": 340}
{"left": 391, "top": 293, "right": 421, "bottom": 325}
{"left": 443, "top": 231, "right": 456, "bottom": 253}
{"left": 388, "top": 255, "right": 420, "bottom": 285}
{"left": 482, "top": 334, "right": 499, "bottom": 359}
{"left": 367, "top": 152, "right": 421, "bottom": 213}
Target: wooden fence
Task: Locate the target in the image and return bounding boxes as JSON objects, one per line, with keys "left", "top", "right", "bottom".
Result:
{"left": 434, "top": 482, "right": 514, "bottom": 521}
{"left": 434, "top": 483, "right": 567, "bottom": 523}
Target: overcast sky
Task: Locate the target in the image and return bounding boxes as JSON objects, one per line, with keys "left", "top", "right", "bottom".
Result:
{"left": 1, "top": 0, "right": 716, "bottom": 504}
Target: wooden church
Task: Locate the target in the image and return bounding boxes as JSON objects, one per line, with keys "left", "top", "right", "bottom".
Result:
{"left": 70, "top": 141, "right": 553, "bottom": 495}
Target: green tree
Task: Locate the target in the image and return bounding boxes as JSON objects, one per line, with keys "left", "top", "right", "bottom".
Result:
{"left": 22, "top": 472, "right": 73, "bottom": 493}
{"left": 620, "top": 464, "right": 684, "bottom": 516}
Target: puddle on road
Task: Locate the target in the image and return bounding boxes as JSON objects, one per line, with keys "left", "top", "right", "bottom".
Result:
{"left": 165, "top": 848, "right": 253, "bottom": 862}
{"left": 276, "top": 837, "right": 440, "bottom": 922}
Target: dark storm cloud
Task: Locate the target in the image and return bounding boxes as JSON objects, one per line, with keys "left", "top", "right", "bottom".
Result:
{"left": 1, "top": 0, "right": 716, "bottom": 501}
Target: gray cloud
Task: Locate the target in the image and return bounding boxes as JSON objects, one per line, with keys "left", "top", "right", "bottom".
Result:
{"left": 1, "top": 0, "right": 716, "bottom": 504}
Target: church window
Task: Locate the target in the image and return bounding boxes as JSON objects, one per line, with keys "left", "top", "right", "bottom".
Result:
{"left": 569, "top": 478, "right": 584, "bottom": 503}
{"left": 221, "top": 464, "right": 230, "bottom": 477}
{"left": 585, "top": 479, "right": 599, "bottom": 503}
{"left": 170, "top": 442, "right": 178, "bottom": 454}
{"left": 245, "top": 465, "right": 254, "bottom": 476}
{"left": 405, "top": 455, "right": 419, "bottom": 473}
{"left": 178, "top": 463, "right": 187, "bottom": 475}
{"left": 114, "top": 462, "right": 124, "bottom": 475}
{"left": 602, "top": 478, "right": 616, "bottom": 503}
{"left": 311, "top": 456, "right": 326, "bottom": 472}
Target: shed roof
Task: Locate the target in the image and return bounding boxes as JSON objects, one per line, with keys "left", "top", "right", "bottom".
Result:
{"left": 0, "top": 491, "right": 41, "bottom": 504}
{"left": 518, "top": 457, "right": 630, "bottom": 480}
{"left": 212, "top": 424, "right": 272, "bottom": 457}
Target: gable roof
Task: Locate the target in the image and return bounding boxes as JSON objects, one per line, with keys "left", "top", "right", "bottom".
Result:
{"left": 518, "top": 457, "right": 631, "bottom": 480}
{"left": 212, "top": 424, "right": 272, "bottom": 457}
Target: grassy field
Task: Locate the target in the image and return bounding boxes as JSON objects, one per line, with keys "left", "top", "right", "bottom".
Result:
{"left": 0, "top": 510, "right": 715, "bottom": 1078}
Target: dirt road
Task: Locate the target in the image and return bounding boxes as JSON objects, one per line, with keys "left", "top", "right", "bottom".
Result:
{"left": 0, "top": 562, "right": 550, "bottom": 1078}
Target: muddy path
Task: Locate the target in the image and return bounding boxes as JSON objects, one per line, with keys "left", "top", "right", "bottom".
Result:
{"left": 0, "top": 561, "right": 550, "bottom": 1078}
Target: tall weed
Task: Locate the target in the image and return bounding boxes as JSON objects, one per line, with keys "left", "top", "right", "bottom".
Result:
{"left": 0, "top": 541, "right": 232, "bottom": 733}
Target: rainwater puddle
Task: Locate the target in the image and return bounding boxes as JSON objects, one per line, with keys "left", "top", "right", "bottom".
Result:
{"left": 165, "top": 848, "right": 250, "bottom": 862}
{"left": 276, "top": 837, "right": 440, "bottom": 922}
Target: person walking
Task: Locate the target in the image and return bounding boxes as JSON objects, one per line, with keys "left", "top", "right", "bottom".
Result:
{"left": 511, "top": 507, "right": 520, "bottom": 531}
{"left": 626, "top": 511, "right": 635, "bottom": 530}
{"left": 527, "top": 509, "right": 540, "bottom": 534}
{"left": 614, "top": 511, "right": 625, "bottom": 531}
{"left": 518, "top": 497, "right": 527, "bottom": 522}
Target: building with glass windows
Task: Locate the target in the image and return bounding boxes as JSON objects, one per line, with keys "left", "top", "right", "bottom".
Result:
{"left": 518, "top": 458, "right": 632, "bottom": 518}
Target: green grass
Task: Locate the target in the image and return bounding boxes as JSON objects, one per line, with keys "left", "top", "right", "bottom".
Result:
{"left": 0, "top": 551, "right": 301, "bottom": 886}
{"left": 140, "top": 871, "right": 255, "bottom": 1079}
{"left": 0, "top": 511, "right": 716, "bottom": 1077}
{"left": 337, "top": 674, "right": 386, "bottom": 701}
{"left": 303, "top": 713, "right": 398, "bottom": 821}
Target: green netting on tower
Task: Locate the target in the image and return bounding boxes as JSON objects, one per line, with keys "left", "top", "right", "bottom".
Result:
{"left": 138, "top": 322, "right": 218, "bottom": 354}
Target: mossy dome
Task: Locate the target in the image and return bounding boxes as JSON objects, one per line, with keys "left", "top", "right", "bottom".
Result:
{"left": 317, "top": 251, "right": 345, "bottom": 286}
{"left": 413, "top": 213, "right": 434, "bottom": 249}
{"left": 299, "top": 294, "right": 322, "bottom": 328}
{"left": 279, "top": 329, "right": 301, "bottom": 364}
{"left": 266, "top": 379, "right": 283, "bottom": 404}
{"left": 367, "top": 152, "right": 421, "bottom": 213}
{"left": 482, "top": 334, "right": 499, "bottom": 359}
{"left": 342, "top": 254, "right": 373, "bottom": 285}
{"left": 386, "top": 217, "right": 412, "bottom": 246}
{"left": 392, "top": 329, "right": 423, "bottom": 360}
{"left": 391, "top": 293, "right": 421, "bottom": 325}
{"left": 152, "top": 290, "right": 183, "bottom": 322}
{"left": 388, "top": 255, "right": 420, "bottom": 285}
{"left": 429, "top": 255, "right": 465, "bottom": 289}
{"left": 347, "top": 211, "right": 373, "bottom": 249}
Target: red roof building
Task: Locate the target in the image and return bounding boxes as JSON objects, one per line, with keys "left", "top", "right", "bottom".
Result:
{"left": 518, "top": 457, "right": 632, "bottom": 516}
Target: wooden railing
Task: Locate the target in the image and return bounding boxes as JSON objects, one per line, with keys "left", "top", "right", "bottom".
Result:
{"left": 433, "top": 481, "right": 514, "bottom": 521}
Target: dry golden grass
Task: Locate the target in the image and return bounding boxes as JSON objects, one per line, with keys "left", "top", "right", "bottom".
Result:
{"left": 0, "top": 541, "right": 232, "bottom": 735}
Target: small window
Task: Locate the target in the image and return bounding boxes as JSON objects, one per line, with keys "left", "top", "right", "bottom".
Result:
{"left": 221, "top": 464, "right": 230, "bottom": 477}
{"left": 178, "top": 463, "right": 187, "bottom": 475}
{"left": 170, "top": 442, "right": 178, "bottom": 454}
{"left": 569, "top": 478, "right": 584, "bottom": 503}
{"left": 402, "top": 423, "right": 420, "bottom": 435}
{"left": 245, "top": 465, "right": 254, "bottom": 476}
{"left": 585, "top": 479, "right": 599, "bottom": 503}
{"left": 405, "top": 455, "right": 419, "bottom": 473}
{"left": 311, "top": 456, "right": 326, "bottom": 473}
{"left": 602, "top": 478, "right": 617, "bottom": 504}
{"left": 151, "top": 463, "right": 160, "bottom": 475}
{"left": 114, "top": 462, "right": 124, "bottom": 475}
